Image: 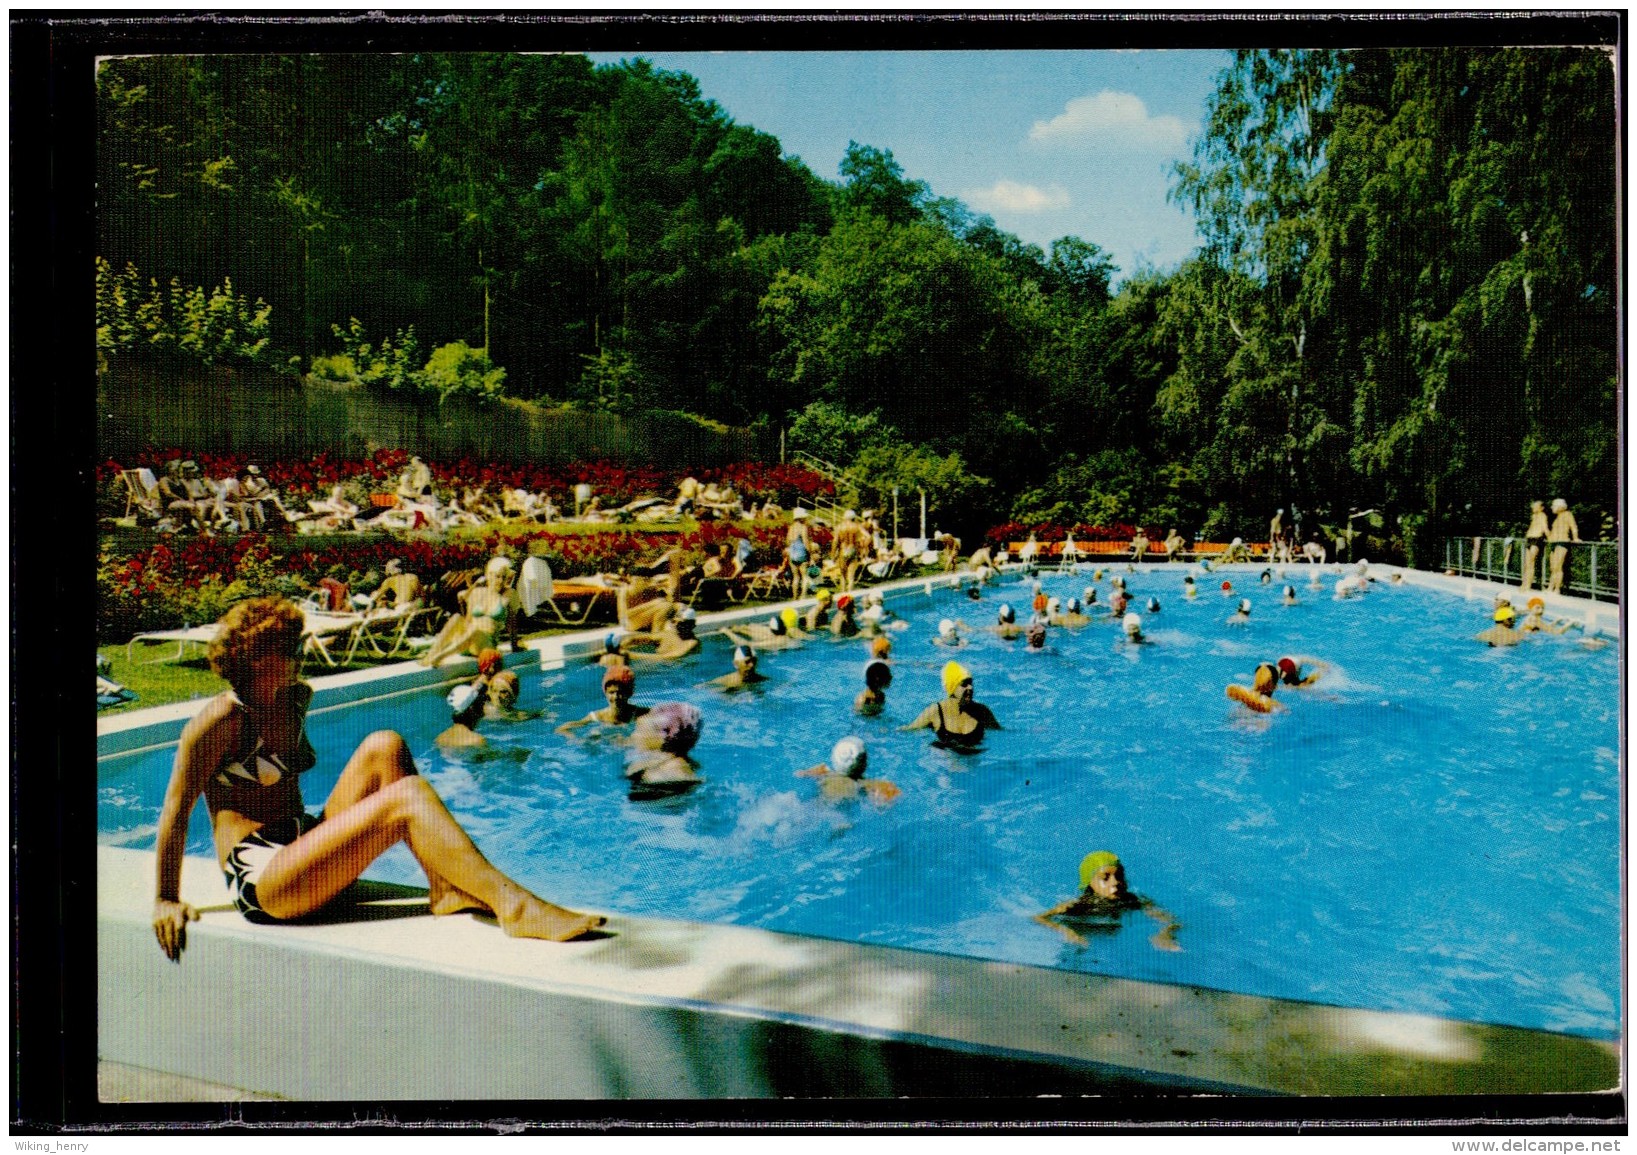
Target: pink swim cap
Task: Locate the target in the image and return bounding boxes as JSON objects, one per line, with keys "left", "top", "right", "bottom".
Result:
{"left": 646, "top": 702, "right": 702, "bottom": 754}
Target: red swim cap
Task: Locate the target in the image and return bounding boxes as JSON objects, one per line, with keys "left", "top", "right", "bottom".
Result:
{"left": 602, "top": 663, "right": 635, "bottom": 688}
{"left": 477, "top": 648, "right": 504, "bottom": 676}
{"left": 1277, "top": 657, "right": 1299, "bottom": 677}
{"left": 1221, "top": 580, "right": 1233, "bottom": 592}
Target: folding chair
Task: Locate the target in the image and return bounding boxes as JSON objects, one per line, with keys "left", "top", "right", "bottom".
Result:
{"left": 126, "top": 624, "right": 217, "bottom": 664}
{"left": 120, "top": 468, "right": 162, "bottom": 520}
{"left": 342, "top": 604, "right": 441, "bottom": 664}
{"left": 743, "top": 566, "right": 790, "bottom": 601}
{"left": 299, "top": 607, "right": 365, "bottom": 668}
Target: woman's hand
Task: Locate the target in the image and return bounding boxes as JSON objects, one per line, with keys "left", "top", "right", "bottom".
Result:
{"left": 153, "top": 898, "right": 199, "bottom": 961}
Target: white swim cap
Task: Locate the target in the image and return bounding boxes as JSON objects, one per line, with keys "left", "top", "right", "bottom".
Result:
{"left": 830, "top": 736, "right": 868, "bottom": 780}
{"left": 446, "top": 682, "right": 483, "bottom": 717}
{"left": 998, "top": 603, "right": 1015, "bottom": 623}
{"left": 733, "top": 645, "right": 755, "bottom": 665}
{"left": 862, "top": 604, "right": 884, "bottom": 623}
{"left": 1283, "top": 585, "right": 1296, "bottom": 598}
{"left": 678, "top": 606, "right": 697, "bottom": 621}
{"left": 1047, "top": 597, "right": 1061, "bottom": 615}
{"left": 1238, "top": 599, "right": 1252, "bottom": 614}
{"left": 938, "top": 618, "right": 957, "bottom": 638}
{"left": 1067, "top": 597, "right": 1081, "bottom": 613}
{"left": 1122, "top": 612, "right": 1143, "bottom": 636}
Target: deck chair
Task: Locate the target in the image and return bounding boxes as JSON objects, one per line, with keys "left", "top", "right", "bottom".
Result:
{"left": 342, "top": 603, "right": 441, "bottom": 664}
{"left": 126, "top": 623, "right": 218, "bottom": 664}
{"left": 120, "top": 468, "right": 162, "bottom": 521}
{"left": 743, "top": 565, "right": 790, "bottom": 601}
{"left": 299, "top": 606, "right": 365, "bottom": 668}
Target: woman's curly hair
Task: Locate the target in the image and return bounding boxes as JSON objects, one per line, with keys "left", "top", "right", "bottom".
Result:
{"left": 208, "top": 596, "right": 304, "bottom": 692}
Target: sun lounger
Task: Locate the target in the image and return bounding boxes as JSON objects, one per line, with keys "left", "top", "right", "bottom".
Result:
{"left": 300, "top": 608, "right": 367, "bottom": 667}
{"left": 529, "top": 578, "right": 619, "bottom": 627}
{"left": 126, "top": 624, "right": 218, "bottom": 664}
{"left": 341, "top": 603, "right": 442, "bottom": 664}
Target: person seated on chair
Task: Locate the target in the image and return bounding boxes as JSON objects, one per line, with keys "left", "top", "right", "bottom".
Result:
{"left": 158, "top": 460, "right": 210, "bottom": 531}
{"left": 622, "top": 606, "right": 702, "bottom": 662}
{"left": 796, "top": 737, "right": 899, "bottom": 804}
{"left": 236, "top": 465, "right": 288, "bottom": 528}
{"left": 419, "top": 556, "right": 521, "bottom": 667}
{"left": 368, "top": 560, "right": 424, "bottom": 612}
{"left": 1130, "top": 529, "right": 1150, "bottom": 562}
{"left": 557, "top": 663, "right": 649, "bottom": 734}
{"left": 709, "top": 645, "right": 768, "bottom": 692}
{"left": 625, "top": 703, "right": 704, "bottom": 800}
{"left": 1163, "top": 528, "right": 1186, "bottom": 562}
{"left": 150, "top": 596, "right": 603, "bottom": 964}
{"left": 304, "top": 484, "right": 360, "bottom": 532}
{"left": 396, "top": 455, "right": 433, "bottom": 504}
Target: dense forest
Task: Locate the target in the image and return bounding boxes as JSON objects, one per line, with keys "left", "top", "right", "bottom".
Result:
{"left": 96, "top": 49, "right": 1618, "bottom": 558}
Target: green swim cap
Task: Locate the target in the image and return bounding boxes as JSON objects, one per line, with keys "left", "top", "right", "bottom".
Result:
{"left": 1078, "top": 850, "right": 1122, "bottom": 889}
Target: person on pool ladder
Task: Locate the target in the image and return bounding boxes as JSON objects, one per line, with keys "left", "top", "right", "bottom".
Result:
{"left": 902, "top": 661, "right": 1001, "bottom": 752}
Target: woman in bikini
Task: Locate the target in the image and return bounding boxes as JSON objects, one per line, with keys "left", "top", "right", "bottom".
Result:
{"left": 902, "top": 661, "right": 1002, "bottom": 751}
{"left": 151, "top": 597, "right": 603, "bottom": 961}
{"left": 419, "top": 556, "right": 521, "bottom": 667}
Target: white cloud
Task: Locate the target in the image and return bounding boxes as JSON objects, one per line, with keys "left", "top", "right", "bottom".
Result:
{"left": 964, "top": 180, "right": 1071, "bottom": 214}
{"left": 1028, "top": 90, "right": 1190, "bottom": 151}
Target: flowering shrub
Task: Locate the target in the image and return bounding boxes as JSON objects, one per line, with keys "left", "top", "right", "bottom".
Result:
{"left": 101, "top": 450, "right": 833, "bottom": 509}
{"left": 96, "top": 520, "right": 832, "bottom": 643}
{"left": 983, "top": 520, "right": 1151, "bottom": 548}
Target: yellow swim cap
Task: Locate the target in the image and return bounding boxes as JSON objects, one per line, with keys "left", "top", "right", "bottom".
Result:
{"left": 816, "top": 588, "right": 833, "bottom": 604}
{"left": 942, "top": 660, "right": 971, "bottom": 696}
{"left": 781, "top": 607, "right": 801, "bottom": 631}
{"left": 1079, "top": 851, "right": 1121, "bottom": 889}
{"left": 1494, "top": 605, "right": 1516, "bottom": 623}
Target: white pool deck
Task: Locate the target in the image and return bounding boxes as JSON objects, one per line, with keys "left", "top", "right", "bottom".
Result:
{"left": 97, "top": 565, "right": 1622, "bottom": 1100}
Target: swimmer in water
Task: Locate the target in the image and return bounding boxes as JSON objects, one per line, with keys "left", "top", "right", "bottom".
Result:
{"left": 1227, "top": 598, "right": 1252, "bottom": 626}
{"left": 625, "top": 702, "right": 703, "bottom": 800}
{"left": 556, "top": 663, "right": 650, "bottom": 733}
{"left": 436, "top": 682, "right": 491, "bottom": 752}
{"left": 596, "top": 632, "right": 627, "bottom": 668}
{"left": 1280, "top": 584, "right": 1298, "bottom": 606}
{"left": 804, "top": 588, "right": 833, "bottom": 632}
{"left": 1110, "top": 590, "right": 1130, "bottom": 619}
{"left": 1275, "top": 656, "right": 1326, "bottom": 687}
{"left": 1145, "top": 597, "right": 1161, "bottom": 615}
{"left": 855, "top": 659, "right": 893, "bottom": 715}
{"left": 723, "top": 611, "right": 804, "bottom": 652}
{"left": 1035, "top": 851, "right": 1180, "bottom": 952}
{"left": 903, "top": 661, "right": 1001, "bottom": 751}
{"left": 709, "top": 645, "right": 768, "bottom": 692}
{"left": 1183, "top": 575, "right": 1197, "bottom": 599}
{"left": 482, "top": 670, "right": 538, "bottom": 721}
{"left": 1518, "top": 597, "right": 1571, "bottom": 636}
{"left": 1226, "top": 662, "right": 1284, "bottom": 713}
{"left": 1219, "top": 579, "right": 1234, "bottom": 597}
{"left": 796, "top": 736, "right": 900, "bottom": 804}
{"left": 1475, "top": 604, "right": 1523, "bottom": 647}
{"left": 1057, "top": 597, "right": 1091, "bottom": 628}
{"left": 622, "top": 606, "right": 702, "bottom": 662}
{"left": 831, "top": 594, "right": 860, "bottom": 637}
{"left": 991, "top": 602, "right": 1024, "bottom": 641}
{"left": 1120, "top": 612, "right": 1146, "bottom": 644}
{"left": 933, "top": 618, "right": 968, "bottom": 648}
{"left": 1025, "top": 620, "right": 1048, "bottom": 650}
{"left": 1259, "top": 568, "right": 1273, "bottom": 585}
{"left": 869, "top": 633, "right": 893, "bottom": 661}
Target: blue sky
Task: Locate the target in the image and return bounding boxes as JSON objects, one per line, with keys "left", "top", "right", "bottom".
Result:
{"left": 586, "top": 49, "right": 1233, "bottom": 283}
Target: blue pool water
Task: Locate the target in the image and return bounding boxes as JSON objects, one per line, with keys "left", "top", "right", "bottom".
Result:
{"left": 99, "top": 566, "right": 1622, "bottom": 1038}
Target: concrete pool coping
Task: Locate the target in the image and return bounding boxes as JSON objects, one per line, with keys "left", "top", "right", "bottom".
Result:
{"left": 98, "top": 845, "right": 1619, "bottom": 1099}
{"left": 96, "top": 564, "right": 1622, "bottom": 1098}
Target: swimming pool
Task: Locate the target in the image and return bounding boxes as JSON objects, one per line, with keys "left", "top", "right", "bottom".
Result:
{"left": 98, "top": 565, "right": 1621, "bottom": 1039}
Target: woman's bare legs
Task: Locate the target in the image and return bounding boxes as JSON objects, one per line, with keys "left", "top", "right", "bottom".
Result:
{"left": 254, "top": 730, "right": 604, "bottom": 940}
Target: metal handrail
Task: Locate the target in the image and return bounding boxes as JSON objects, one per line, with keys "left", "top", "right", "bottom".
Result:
{"left": 1442, "top": 537, "right": 1620, "bottom": 602}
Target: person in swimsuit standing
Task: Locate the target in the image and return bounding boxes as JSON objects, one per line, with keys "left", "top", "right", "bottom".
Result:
{"left": 151, "top": 597, "right": 603, "bottom": 961}
{"left": 902, "top": 661, "right": 1001, "bottom": 751}
{"left": 1520, "top": 500, "right": 1550, "bottom": 592}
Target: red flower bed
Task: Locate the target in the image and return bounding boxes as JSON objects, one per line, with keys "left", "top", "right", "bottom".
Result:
{"left": 983, "top": 520, "right": 1152, "bottom": 547}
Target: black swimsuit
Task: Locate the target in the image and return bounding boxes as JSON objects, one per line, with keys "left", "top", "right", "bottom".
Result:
{"left": 931, "top": 700, "right": 986, "bottom": 752}
{"left": 217, "top": 690, "right": 320, "bottom": 922}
